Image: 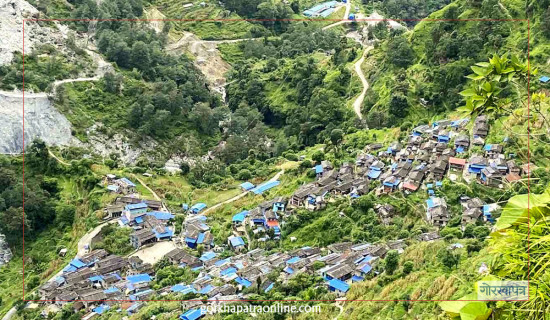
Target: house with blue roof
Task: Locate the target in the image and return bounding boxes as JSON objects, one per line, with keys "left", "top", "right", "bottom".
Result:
{"left": 127, "top": 274, "right": 152, "bottom": 284}
{"left": 115, "top": 177, "right": 137, "bottom": 194}
{"left": 199, "top": 251, "right": 217, "bottom": 263}
{"left": 235, "top": 277, "right": 253, "bottom": 288}
{"left": 232, "top": 210, "right": 248, "bottom": 226}
{"left": 146, "top": 211, "right": 174, "bottom": 220}
{"left": 130, "top": 289, "right": 154, "bottom": 300}
{"left": 93, "top": 304, "right": 110, "bottom": 315}
{"left": 272, "top": 197, "right": 286, "bottom": 212}
{"left": 251, "top": 181, "right": 280, "bottom": 195}
{"left": 367, "top": 161, "right": 384, "bottom": 180}
{"left": 228, "top": 236, "right": 246, "bottom": 251}
{"left": 303, "top": 1, "right": 338, "bottom": 17}
{"left": 327, "top": 278, "right": 350, "bottom": 296}
{"left": 152, "top": 225, "right": 174, "bottom": 241}
{"left": 190, "top": 203, "right": 207, "bottom": 214}
{"left": 240, "top": 182, "right": 255, "bottom": 191}
{"left": 172, "top": 284, "right": 197, "bottom": 295}
{"left": 315, "top": 164, "right": 324, "bottom": 178}
{"left": 124, "top": 202, "right": 148, "bottom": 223}
{"left": 106, "top": 184, "right": 120, "bottom": 193}
{"left": 450, "top": 118, "right": 469, "bottom": 130}
{"left": 382, "top": 176, "right": 400, "bottom": 193}
{"left": 540, "top": 75, "right": 550, "bottom": 84}
{"left": 437, "top": 130, "right": 450, "bottom": 143}
{"left": 180, "top": 308, "right": 205, "bottom": 320}
{"left": 355, "top": 262, "right": 373, "bottom": 279}
{"left": 468, "top": 154, "right": 489, "bottom": 176}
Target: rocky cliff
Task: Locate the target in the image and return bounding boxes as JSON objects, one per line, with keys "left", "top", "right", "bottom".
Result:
{"left": 0, "top": 91, "right": 73, "bottom": 153}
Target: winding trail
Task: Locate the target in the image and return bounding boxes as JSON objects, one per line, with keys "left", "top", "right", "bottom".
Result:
{"left": 352, "top": 46, "right": 373, "bottom": 119}
{"left": 201, "top": 169, "right": 284, "bottom": 215}
{"left": 135, "top": 176, "right": 168, "bottom": 212}
{"left": 48, "top": 150, "right": 69, "bottom": 166}
{"left": 1, "top": 308, "right": 16, "bottom": 320}
{"left": 322, "top": 1, "right": 352, "bottom": 31}
{"left": 333, "top": 299, "right": 344, "bottom": 320}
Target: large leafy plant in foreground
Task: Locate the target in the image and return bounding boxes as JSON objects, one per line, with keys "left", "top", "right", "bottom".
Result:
{"left": 440, "top": 190, "right": 550, "bottom": 320}
{"left": 458, "top": 54, "right": 532, "bottom": 116}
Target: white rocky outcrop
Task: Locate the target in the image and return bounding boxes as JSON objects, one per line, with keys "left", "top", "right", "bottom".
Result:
{"left": 0, "top": 0, "right": 65, "bottom": 65}
{"left": 0, "top": 90, "right": 73, "bottom": 153}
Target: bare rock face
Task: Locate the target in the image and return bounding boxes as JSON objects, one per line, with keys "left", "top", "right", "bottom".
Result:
{"left": 0, "top": 0, "right": 64, "bottom": 65}
{"left": 0, "top": 91, "right": 73, "bottom": 153}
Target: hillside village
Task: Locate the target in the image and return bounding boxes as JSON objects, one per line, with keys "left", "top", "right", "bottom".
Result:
{"left": 31, "top": 111, "right": 535, "bottom": 319}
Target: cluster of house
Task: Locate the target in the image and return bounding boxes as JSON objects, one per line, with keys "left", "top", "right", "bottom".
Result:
{"left": 104, "top": 175, "right": 138, "bottom": 195}
{"left": 38, "top": 249, "right": 155, "bottom": 317}
{"left": 223, "top": 117, "right": 504, "bottom": 236}
{"left": 231, "top": 197, "right": 286, "bottom": 244}
{"left": 42, "top": 237, "right": 410, "bottom": 316}
{"left": 460, "top": 196, "right": 499, "bottom": 226}
{"left": 104, "top": 194, "right": 174, "bottom": 250}
{"left": 183, "top": 215, "right": 215, "bottom": 251}
{"left": 38, "top": 228, "right": 431, "bottom": 319}
{"left": 289, "top": 160, "right": 370, "bottom": 212}
{"left": 285, "top": 115, "right": 530, "bottom": 229}
{"left": 0, "top": 234, "right": 12, "bottom": 268}
{"left": 358, "top": 115, "right": 531, "bottom": 193}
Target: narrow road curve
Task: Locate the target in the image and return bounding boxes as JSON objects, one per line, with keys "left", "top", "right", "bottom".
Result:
{"left": 322, "top": 1, "right": 352, "bottom": 31}
{"left": 1, "top": 307, "right": 17, "bottom": 320}
{"left": 352, "top": 46, "right": 373, "bottom": 119}
{"left": 333, "top": 298, "right": 345, "bottom": 320}
{"left": 48, "top": 149, "right": 69, "bottom": 166}
{"left": 135, "top": 176, "right": 168, "bottom": 211}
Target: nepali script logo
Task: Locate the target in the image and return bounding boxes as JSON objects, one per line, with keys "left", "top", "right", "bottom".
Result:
{"left": 477, "top": 280, "right": 528, "bottom": 300}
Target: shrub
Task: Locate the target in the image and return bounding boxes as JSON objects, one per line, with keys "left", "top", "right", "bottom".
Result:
{"left": 403, "top": 261, "right": 414, "bottom": 275}
{"left": 237, "top": 169, "right": 253, "bottom": 180}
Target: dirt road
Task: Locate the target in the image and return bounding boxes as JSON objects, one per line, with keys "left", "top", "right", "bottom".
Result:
{"left": 322, "top": 1, "right": 352, "bottom": 31}
{"left": 200, "top": 169, "right": 284, "bottom": 215}
{"left": 352, "top": 46, "right": 373, "bottom": 119}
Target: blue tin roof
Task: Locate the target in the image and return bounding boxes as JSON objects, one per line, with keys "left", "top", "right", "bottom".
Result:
{"left": 127, "top": 274, "right": 151, "bottom": 284}
{"left": 328, "top": 278, "right": 350, "bottom": 292}
{"left": 180, "top": 309, "right": 203, "bottom": 320}
{"left": 240, "top": 182, "right": 255, "bottom": 190}
{"left": 232, "top": 210, "right": 248, "bottom": 222}
{"left": 191, "top": 203, "right": 207, "bottom": 213}
{"left": 200, "top": 251, "right": 217, "bottom": 262}
{"left": 251, "top": 181, "right": 280, "bottom": 195}
{"left": 119, "top": 177, "right": 136, "bottom": 187}
{"left": 229, "top": 236, "right": 245, "bottom": 247}
{"left": 235, "top": 277, "right": 252, "bottom": 288}
{"left": 221, "top": 267, "right": 237, "bottom": 276}
{"left": 147, "top": 211, "right": 174, "bottom": 220}
{"left": 286, "top": 256, "right": 300, "bottom": 264}
{"left": 93, "top": 304, "right": 110, "bottom": 314}
{"left": 264, "top": 283, "right": 274, "bottom": 293}
{"left": 126, "top": 202, "right": 147, "bottom": 211}
{"left": 104, "top": 287, "right": 120, "bottom": 294}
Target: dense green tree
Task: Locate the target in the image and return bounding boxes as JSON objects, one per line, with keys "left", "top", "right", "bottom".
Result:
{"left": 386, "top": 36, "right": 415, "bottom": 68}
{"left": 438, "top": 248, "right": 460, "bottom": 269}
{"left": 384, "top": 250, "right": 399, "bottom": 275}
